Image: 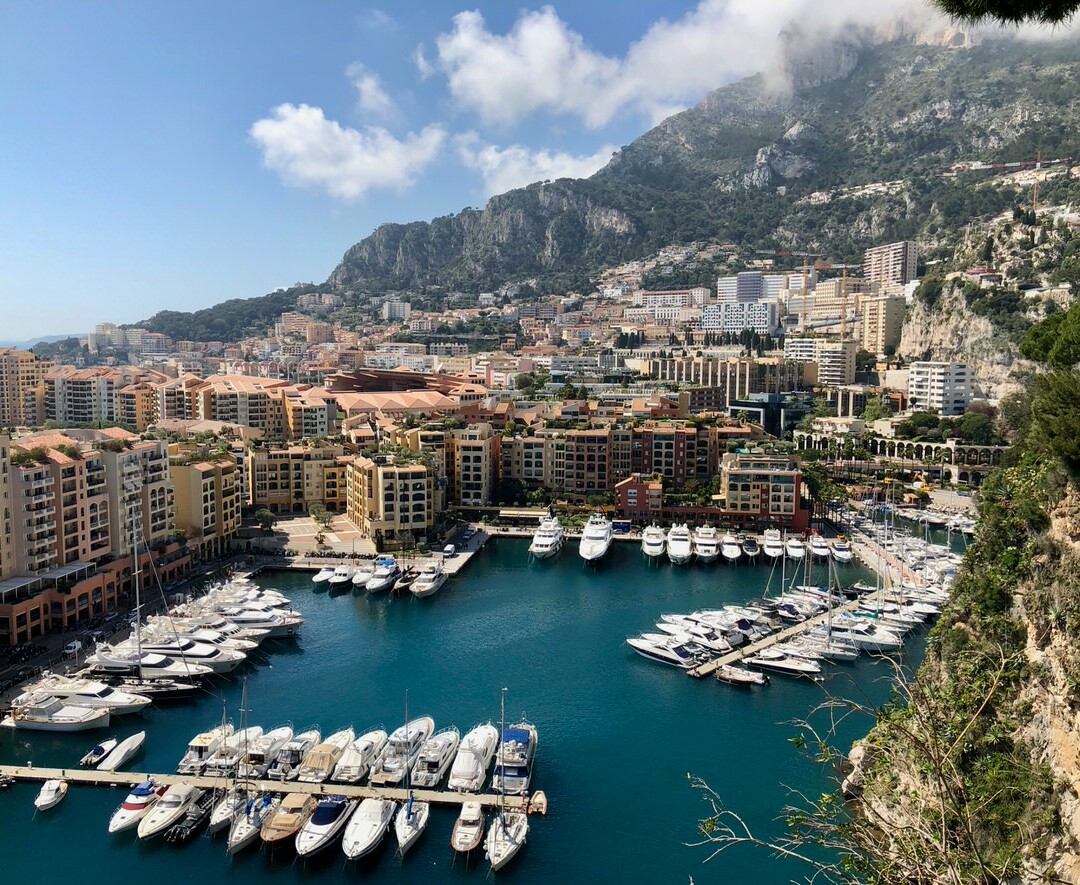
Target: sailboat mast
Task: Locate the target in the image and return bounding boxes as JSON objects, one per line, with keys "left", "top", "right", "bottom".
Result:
{"left": 499, "top": 687, "right": 507, "bottom": 823}
{"left": 131, "top": 503, "right": 142, "bottom": 673}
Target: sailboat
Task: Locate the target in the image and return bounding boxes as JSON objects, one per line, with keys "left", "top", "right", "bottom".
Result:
{"left": 485, "top": 688, "right": 528, "bottom": 871}
{"left": 393, "top": 689, "right": 429, "bottom": 855}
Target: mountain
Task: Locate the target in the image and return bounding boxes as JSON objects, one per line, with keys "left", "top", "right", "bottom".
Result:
{"left": 329, "top": 32, "right": 1080, "bottom": 295}
{"left": 0, "top": 334, "right": 83, "bottom": 349}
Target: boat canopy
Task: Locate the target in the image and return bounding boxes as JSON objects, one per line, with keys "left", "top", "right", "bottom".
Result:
{"left": 132, "top": 781, "right": 157, "bottom": 796}
{"left": 502, "top": 727, "right": 531, "bottom": 745}
{"left": 310, "top": 797, "right": 346, "bottom": 825}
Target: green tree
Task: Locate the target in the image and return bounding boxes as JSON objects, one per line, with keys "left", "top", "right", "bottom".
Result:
{"left": 932, "top": 0, "right": 1079, "bottom": 23}
{"left": 861, "top": 396, "right": 892, "bottom": 422}
{"left": 254, "top": 509, "right": 277, "bottom": 534}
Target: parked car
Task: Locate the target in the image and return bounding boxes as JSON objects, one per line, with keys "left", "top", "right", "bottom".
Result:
{"left": 62, "top": 640, "right": 83, "bottom": 658}
{"left": 443, "top": 543, "right": 457, "bottom": 557}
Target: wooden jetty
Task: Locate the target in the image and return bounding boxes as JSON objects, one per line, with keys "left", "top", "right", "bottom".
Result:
{"left": 0, "top": 764, "right": 527, "bottom": 811}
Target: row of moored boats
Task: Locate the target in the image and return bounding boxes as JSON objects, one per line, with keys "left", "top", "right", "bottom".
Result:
{"left": 311, "top": 555, "right": 448, "bottom": 598}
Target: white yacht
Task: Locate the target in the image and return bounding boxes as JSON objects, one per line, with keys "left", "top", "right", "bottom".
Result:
{"left": 83, "top": 648, "right": 213, "bottom": 680}
{"left": 720, "top": 533, "right": 742, "bottom": 563}
{"left": 81, "top": 737, "right": 117, "bottom": 766}
{"left": 411, "top": 560, "right": 447, "bottom": 598}
{"left": 202, "top": 725, "right": 264, "bottom": 777}
{"left": 578, "top": 512, "right": 613, "bottom": 562}
{"left": 108, "top": 780, "right": 168, "bottom": 833}
{"left": 296, "top": 727, "right": 355, "bottom": 783}
{"left": 208, "top": 788, "right": 249, "bottom": 834}
{"left": 351, "top": 560, "right": 375, "bottom": 587}
{"left": 626, "top": 635, "right": 710, "bottom": 670}
{"left": 138, "top": 784, "right": 204, "bottom": 839}
{"left": 202, "top": 605, "right": 303, "bottom": 639}
{"left": 228, "top": 794, "right": 281, "bottom": 855}
{"left": 641, "top": 524, "right": 667, "bottom": 559}
{"left": 744, "top": 648, "right": 823, "bottom": 677}
{"left": 823, "top": 617, "right": 903, "bottom": 652}
{"left": 486, "top": 810, "right": 528, "bottom": 871}
{"left": 666, "top": 524, "right": 693, "bottom": 565}
{"left": 0, "top": 692, "right": 110, "bottom": 732}
{"left": 97, "top": 730, "right": 146, "bottom": 771}
{"left": 365, "top": 557, "right": 401, "bottom": 593}
{"left": 692, "top": 525, "right": 719, "bottom": 563}
{"left": 176, "top": 723, "right": 234, "bottom": 774}
{"left": 154, "top": 611, "right": 268, "bottom": 645}
{"left": 327, "top": 565, "right": 355, "bottom": 587}
{"left": 410, "top": 727, "right": 460, "bottom": 788}
{"left": 120, "top": 633, "right": 246, "bottom": 673}
{"left": 332, "top": 728, "right": 388, "bottom": 784}
{"left": 528, "top": 515, "right": 565, "bottom": 560}
{"left": 341, "top": 797, "right": 395, "bottom": 860}
{"left": 762, "top": 529, "right": 785, "bottom": 561}
{"left": 296, "top": 795, "right": 357, "bottom": 858}
{"left": 312, "top": 566, "right": 336, "bottom": 584}
{"left": 451, "top": 800, "right": 486, "bottom": 853}
{"left": 809, "top": 535, "right": 831, "bottom": 560}
{"left": 238, "top": 725, "right": 294, "bottom": 779}
{"left": 395, "top": 794, "right": 430, "bottom": 855}
{"left": 369, "top": 716, "right": 435, "bottom": 786}
{"left": 785, "top": 535, "right": 807, "bottom": 561}
{"left": 830, "top": 538, "right": 854, "bottom": 564}
{"left": 34, "top": 779, "right": 68, "bottom": 811}
{"left": 741, "top": 537, "right": 761, "bottom": 561}
{"left": 447, "top": 722, "right": 499, "bottom": 792}
{"left": 267, "top": 728, "right": 321, "bottom": 781}
{"left": 491, "top": 721, "right": 538, "bottom": 794}
{"left": 18, "top": 674, "right": 150, "bottom": 715}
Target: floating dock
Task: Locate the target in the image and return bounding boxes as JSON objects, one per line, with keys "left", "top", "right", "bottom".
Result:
{"left": 0, "top": 764, "right": 527, "bottom": 811}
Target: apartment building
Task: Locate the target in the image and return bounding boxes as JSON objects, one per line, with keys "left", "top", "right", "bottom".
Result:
{"left": 169, "top": 444, "right": 241, "bottom": 560}
{"left": 194, "top": 375, "right": 291, "bottom": 436}
{"left": 43, "top": 366, "right": 153, "bottom": 425}
{"left": 247, "top": 442, "right": 348, "bottom": 514}
{"left": 860, "top": 293, "right": 907, "bottom": 355}
{"left": 561, "top": 428, "right": 611, "bottom": 498}
{"left": 636, "top": 422, "right": 708, "bottom": 486}
{"left": 864, "top": 240, "right": 917, "bottom": 285}
{"left": 784, "top": 338, "right": 857, "bottom": 386}
{"left": 447, "top": 423, "right": 496, "bottom": 507}
{"left": 345, "top": 453, "right": 436, "bottom": 542}
{"left": 116, "top": 381, "right": 159, "bottom": 431}
{"left": 716, "top": 452, "right": 808, "bottom": 532}
{"left": 0, "top": 348, "right": 53, "bottom": 427}
{"left": 908, "top": 362, "right": 973, "bottom": 416}
{"left": 0, "top": 436, "right": 13, "bottom": 581}
{"left": 156, "top": 373, "right": 203, "bottom": 421}
{"left": 91, "top": 433, "right": 174, "bottom": 556}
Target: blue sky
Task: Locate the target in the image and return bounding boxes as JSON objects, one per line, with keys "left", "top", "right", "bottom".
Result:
{"left": 0, "top": 0, "right": 947, "bottom": 341}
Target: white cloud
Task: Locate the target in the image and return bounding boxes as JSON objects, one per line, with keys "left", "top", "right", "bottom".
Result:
{"left": 428, "top": 1, "right": 941, "bottom": 128}
{"left": 413, "top": 44, "right": 435, "bottom": 80}
{"left": 250, "top": 103, "right": 446, "bottom": 200}
{"left": 360, "top": 8, "right": 396, "bottom": 30}
{"left": 456, "top": 133, "right": 617, "bottom": 195}
{"left": 346, "top": 62, "right": 394, "bottom": 118}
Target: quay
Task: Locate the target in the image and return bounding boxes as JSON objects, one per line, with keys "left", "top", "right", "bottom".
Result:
{"left": 0, "top": 764, "right": 528, "bottom": 811}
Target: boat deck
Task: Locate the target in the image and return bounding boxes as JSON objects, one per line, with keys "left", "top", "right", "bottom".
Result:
{"left": 0, "top": 764, "right": 527, "bottom": 810}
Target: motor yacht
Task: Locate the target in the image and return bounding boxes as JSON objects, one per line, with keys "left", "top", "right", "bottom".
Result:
{"left": 267, "top": 728, "right": 321, "bottom": 781}
{"left": 203, "top": 605, "right": 303, "bottom": 639}
{"left": 492, "top": 721, "right": 538, "bottom": 794}
{"left": 296, "top": 796, "right": 357, "bottom": 858}
{"left": 395, "top": 794, "right": 430, "bottom": 855}
{"left": 238, "top": 725, "right": 294, "bottom": 779}
{"left": 312, "top": 566, "right": 336, "bottom": 584}
{"left": 366, "top": 557, "right": 401, "bottom": 593}
{"left": 641, "top": 524, "right": 667, "bottom": 559}
{"left": 176, "top": 722, "right": 234, "bottom": 774}
{"left": 744, "top": 648, "right": 823, "bottom": 678}
{"left": 21, "top": 674, "right": 151, "bottom": 715}
{"left": 410, "top": 727, "right": 460, "bottom": 788}
{"left": 296, "top": 727, "right": 355, "bottom": 783}
{"left": 261, "top": 793, "right": 317, "bottom": 846}
{"left": 692, "top": 525, "right": 719, "bottom": 563}
{"left": 578, "top": 512, "right": 613, "bottom": 562}
{"left": 332, "top": 728, "right": 388, "bottom": 784}
{"left": 108, "top": 780, "right": 168, "bottom": 833}
{"left": 714, "top": 664, "right": 769, "bottom": 687}
{"left": 327, "top": 565, "right": 355, "bottom": 587}
{"left": 351, "top": 560, "right": 375, "bottom": 587}
{"left": 486, "top": 810, "right": 528, "bottom": 871}
{"left": 447, "top": 722, "right": 499, "bottom": 792}
{"left": 228, "top": 794, "right": 281, "bottom": 855}
{"left": 153, "top": 611, "right": 269, "bottom": 645}
{"left": 340, "top": 797, "right": 395, "bottom": 860}
{"left": 119, "top": 633, "right": 246, "bottom": 674}
{"left": 785, "top": 536, "right": 807, "bottom": 561}
{"left": 626, "top": 635, "right": 710, "bottom": 669}
{"left": 720, "top": 533, "right": 742, "bottom": 563}
{"left": 82, "top": 737, "right": 117, "bottom": 766}
{"left": 0, "top": 692, "right": 110, "bottom": 732}
{"left": 34, "top": 779, "right": 68, "bottom": 811}
{"left": 528, "top": 515, "right": 565, "bottom": 560}
{"left": 138, "top": 784, "right": 204, "bottom": 839}
{"left": 762, "top": 529, "right": 785, "bottom": 560}
{"left": 653, "top": 623, "right": 732, "bottom": 654}
{"left": 83, "top": 648, "right": 213, "bottom": 680}
{"left": 809, "top": 535, "right": 831, "bottom": 560}
{"left": 410, "top": 560, "right": 447, "bottom": 598}
{"left": 163, "top": 789, "right": 215, "bottom": 844}
{"left": 451, "top": 800, "right": 486, "bottom": 853}
{"left": 97, "top": 730, "right": 146, "bottom": 771}
{"left": 369, "top": 716, "right": 435, "bottom": 786}
{"left": 823, "top": 617, "right": 903, "bottom": 652}
{"left": 666, "top": 524, "right": 693, "bottom": 565}
{"left": 202, "top": 725, "right": 264, "bottom": 777}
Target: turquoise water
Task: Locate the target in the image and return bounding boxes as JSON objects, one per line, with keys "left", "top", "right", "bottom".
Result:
{"left": 0, "top": 539, "right": 928, "bottom": 882}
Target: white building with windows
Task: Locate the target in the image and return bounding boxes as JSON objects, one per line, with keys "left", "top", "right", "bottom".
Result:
{"left": 908, "top": 362, "right": 972, "bottom": 416}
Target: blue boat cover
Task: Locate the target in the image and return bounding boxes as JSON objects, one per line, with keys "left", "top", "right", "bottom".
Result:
{"left": 132, "top": 781, "right": 155, "bottom": 796}
{"left": 502, "top": 727, "right": 530, "bottom": 745}
{"left": 310, "top": 797, "right": 345, "bottom": 825}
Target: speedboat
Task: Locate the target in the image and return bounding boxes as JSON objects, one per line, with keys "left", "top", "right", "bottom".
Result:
{"left": 641, "top": 524, "right": 667, "bottom": 559}
{"left": 296, "top": 795, "right": 357, "bottom": 858}
{"left": 341, "top": 797, "right": 395, "bottom": 860}
{"left": 351, "top": 560, "right": 375, "bottom": 587}
{"left": 228, "top": 794, "right": 281, "bottom": 854}
{"left": 332, "top": 728, "right": 388, "bottom": 784}
{"left": 261, "top": 792, "right": 317, "bottom": 846}
{"left": 366, "top": 557, "right": 401, "bottom": 593}
{"left": 528, "top": 515, "right": 564, "bottom": 560}
{"left": 714, "top": 664, "right": 769, "bottom": 686}
{"left": 395, "top": 795, "right": 430, "bottom": 855}
{"left": 831, "top": 539, "right": 854, "bottom": 564}
{"left": 762, "top": 529, "right": 785, "bottom": 560}
{"left": 34, "top": 779, "right": 68, "bottom": 811}
{"left": 238, "top": 725, "right": 294, "bottom": 778}
{"left": 741, "top": 537, "right": 761, "bottom": 561}
{"left": 411, "top": 560, "right": 447, "bottom": 598}
{"left": 410, "top": 727, "right": 460, "bottom": 788}
{"left": 720, "top": 533, "right": 742, "bottom": 563}
{"left": 626, "top": 635, "right": 710, "bottom": 670}
{"left": 176, "top": 722, "right": 234, "bottom": 774}
{"left": 744, "top": 648, "right": 823, "bottom": 677}
{"left": 0, "top": 692, "right": 110, "bottom": 732}
{"left": 312, "top": 566, "right": 336, "bottom": 584}
{"left": 369, "top": 716, "right": 435, "bottom": 786}
{"left": 81, "top": 737, "right": 118, "bottom": 766}
{"left": 108, "top": 780, "right": 167, "bottom": 833}
{"left": 809, "top": 535, "right": 831, "bottom": 560}
{"left": 578, "top": 512, "right": 613, "bottom": 562}
{"left": 486, "top": 810, "right": 528, "bottom": 871}
{"left": 202, "top": 725, "right": 264, "bottom": 777}
{"left": 393, "top": 570, "right": 418, "bottom": 592}
{"left": 267, "top": 728, "right": 321, "bottom": 781}
{"left": 22, "top": 674, "right": 151, "bottom": 715}
{"left": 666, "top": 524, "right": 693, "bottom": 565}
{"left": 692, "top": 525, "right": 718, "bottom": 562}
{"left": 296, "top": 727, "right": 355, "bottom": 783}
{"left": 451, "top": 801, "right": 486, "bottom": 853}
{"left": 138, "top": 784, "right": 204, "bottom": 839}
{"left": 447, "top": 722, "right": 499, "bottom": 792}
{"left": 327, "top": 565, "right": 355, "bottom": 587}
{"left": 97, "top": 730, "right": 146, "bottom": 771}
{"left": 785, "top": 536, "right": 806, "bottom": 561}
{"left": 163, "top": 789, "right": 215, "bottom": 844}
{"left": 491, "top": 721, "right": 538, "bottom": 794}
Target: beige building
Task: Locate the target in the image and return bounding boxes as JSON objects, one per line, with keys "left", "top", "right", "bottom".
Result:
{"left": 247, "top": 442, "right": 349, "bottom": 514}
{"left": 814, "top": 340, "right": 858, "bottom": 387}
{"left": 346, "top": 453, "right": 436, "bottom": 543}
{"left": 43, "top": 366, "right": 163, "bottom": 426}
{"left": 169, "top": 444, "right": 241, "bottom": 559}
{"left": 860, "top": 293, "right": 907, "bottom": 355}
{"left": 0, "top": 436, "right": 13, "bottom": 580}
{"left": 447, "top": 423, "right": 496, "bottom": 507}
{"left": 864, "top": 240, "right": 917, "bottom": 285}
{"left": 116, "top": 381, "right": 159, "bottom": 430}
{"left": 0, "top": 348, "right": 53, "bottom": 427}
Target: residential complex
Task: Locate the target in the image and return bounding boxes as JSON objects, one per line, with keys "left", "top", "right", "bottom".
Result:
{"left": 908, "top": 361, "right": 973, "bottom": 416}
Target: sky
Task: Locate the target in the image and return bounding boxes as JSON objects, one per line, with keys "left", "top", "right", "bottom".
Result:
{"left": 0, "top": 0, "right": 1056, "bottom": 343}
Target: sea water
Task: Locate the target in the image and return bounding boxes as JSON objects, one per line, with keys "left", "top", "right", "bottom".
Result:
{"left": 0, "top": 537, "right": 928, "bottom": 883}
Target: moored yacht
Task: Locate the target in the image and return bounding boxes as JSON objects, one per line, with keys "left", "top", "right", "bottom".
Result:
{"left": 366, "top": 556, "right": 401, "bottom": 593}
{"left": 261, "top": 793, "right": 317, "bottom": 846}
{"left": 312, "top": 566, "right": 336, "bottom": 584}
{"left": 267, "top": 728, "right": 321, "bottom": 781}
{"left": 486, "top": 808, "right": 528, "bottom": 871}
{"left": 411, "top": 559, "right": 448, "bottom": 598}
{"left": 528, "top": 515, "right": 565, "bottom": 560}
{"left": 0, "top": 692, "right": 110, "bottom": 732}
{"left": 785, "top": 535, "right": 807, "bottom": 561}
{"left": 762, "top": 529, "right": 785, "bottom": 561}
{"left": 666, "top": 524, "right": 693, "bottom": 565}
{"left": 410, "top": 727, "right": 460, "bottom": 788}
{"left": 83, "top": 648, "right": 213, "bottom": 680}
{"left": 332, "top": 728, "right": 389, "bottom": 784}
{"left": 97, "top": 730, "right": 146, "bottom": 771}
{"left": 744, "top": 648, "right": 823, "bottom": 678}
{"left": 228, "top": 794, "right": 282, "bottom": 855}
{"left": 692, "top": 525, "right": 719, "bottom": 563}
{"left": 202, "top": 725, "right": 264, "bottom": 777}
{"left": 296, "top": 795, "right": 357, "bottom": 858}
{"left": 451, "top": 800, "right": 486, "bottom": 853}
{"left": 351, "top": 560, "right": 375, "bottom": 587}
{"left": 238, "top": 725, "right": 294, "bottom": 779}
{"left": 108, "top": 780, "right": 168, "bottom": 833}
{"left": 741, "top": 537, "right": 761, "bottom": 561}
{"left": 626, "top": 635, "right": 710, "bottom": 670}
{"left": 369, "top": 716, "right": 435, "bottom": 786}
{"left": 176, "top": 722, "right": 235, "bottom": 774}
{"left": 492, "top": 721, "right": 538, "bottom": 794}
{"left": 34, "top": 779, "right": 69, "bottom": 811}
{"left": 120, "top": 633, "right": 246, "bottom": 674}
{"left": 720, "top": 533, "right": 742, "bottom": 563}
{"left": 578, "top": 511, "right": 613, "bottom": 562}
{"left": 327, "top": 565, "right": 355, "bottom": 587}
{"left": 296, "top": 727, "right": 354, "bottom": 783}
{"left": 641, "top": 524, "right": 667, "bottom": 559}
{"left": 19, "top": 674, "right": 151, "bottom": 715}
{"left": 809, "top": 535, "right": 831, "bottom": 560}
{"left": 447, "top": 722, "right": 499, "bottom": 792}
{"left": 340, "top": 797, "right": 395, "bottom": 860}
{"left": 138, "top": 784, "right": 204, "bottom": 839}
{"left": 830, "top": 538, "right": 854, "bottom": 563}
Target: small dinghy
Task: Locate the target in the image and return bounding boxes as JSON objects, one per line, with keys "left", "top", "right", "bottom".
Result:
{"left": 34, "top": 779, "right": 69, "bottom": 811}
{"left": 81, "top": 737, "right": 118, "bottom": 767}
{"left": 98, "top": 731, "right": 146, "bottom": 771}
{"left": 526, "top": 791, "right": 548, "bottom": 815}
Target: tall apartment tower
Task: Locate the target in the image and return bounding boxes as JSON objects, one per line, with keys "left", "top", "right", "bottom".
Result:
{"left": 0, "top": 348, "right": 52, "bottom": 427}
{"left": 863, "top": 241, "right": 917, "bottom": 285}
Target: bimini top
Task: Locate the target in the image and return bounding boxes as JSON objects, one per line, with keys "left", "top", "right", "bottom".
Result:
{"left": 131, "top": 781, "right": 157, "bottom": 797}
{"left": 501, "top": 728, "right": 532, "bottom": 746}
